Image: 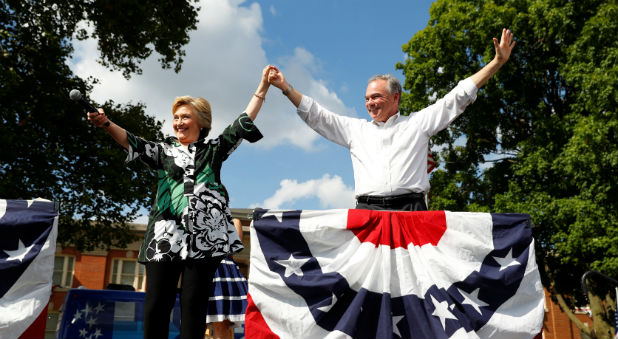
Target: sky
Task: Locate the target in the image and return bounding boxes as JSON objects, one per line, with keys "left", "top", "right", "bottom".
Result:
{"left": 68, "top": 0, "right": 435, "bottom": 221}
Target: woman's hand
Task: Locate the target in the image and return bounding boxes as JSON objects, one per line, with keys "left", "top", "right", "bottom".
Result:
{"left": 261, "top": 65, "right": 277, "bottom": 86}
{"left": 246, "top": 65, "right": 278, "bottom": 121}
{"left": 268, "top": 66, "right": 287, "bottom": 90}
{"left": 87, "top": 108, "right": 110, "bottom": 128}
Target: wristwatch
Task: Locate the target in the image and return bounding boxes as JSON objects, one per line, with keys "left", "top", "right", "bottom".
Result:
{"left": 282, "top": 84, "right": 293, "bottom": 96}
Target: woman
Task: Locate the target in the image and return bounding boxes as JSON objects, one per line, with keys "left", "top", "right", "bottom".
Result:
{"left": 87, "top": 65, "right": 275, "bottom": 339}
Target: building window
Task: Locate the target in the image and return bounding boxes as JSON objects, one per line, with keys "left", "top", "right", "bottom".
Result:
{"left": 110, "top": 259, "right": 145, "bottom": 291}
{"left": 52, "top": 255, "right": 74, "bottom": 288}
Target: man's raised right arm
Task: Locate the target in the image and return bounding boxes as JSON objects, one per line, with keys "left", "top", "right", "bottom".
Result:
{"left": 268, "top": 67, "right": 302, "bottom": 107}
{"left": 268, "top": 66, "right": 356, "bottom": 148}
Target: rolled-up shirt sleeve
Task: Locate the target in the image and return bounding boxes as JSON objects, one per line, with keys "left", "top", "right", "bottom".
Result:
{"left": 297, "top": 95, "right": 358, "bottom": 148}
{"left": 415, "top": 77, "right": 478, "bottom": 136}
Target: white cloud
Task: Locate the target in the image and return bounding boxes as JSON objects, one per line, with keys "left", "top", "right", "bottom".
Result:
{"left": 252, "top": 174, "right": 355, "bottom": 210}
{"left": 261, "top": 47, "right": 358, "bottom": 149}
{"left": 67, "top": 0, "right": 356, "bottom": 151}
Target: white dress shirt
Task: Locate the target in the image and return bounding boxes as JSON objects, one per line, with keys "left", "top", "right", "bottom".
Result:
{"left": 296, "top": 78, "right": 478, "bottom": 197}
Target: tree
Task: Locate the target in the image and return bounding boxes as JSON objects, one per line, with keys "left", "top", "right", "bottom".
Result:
{"left": 0, "top": 0, "right": 200, "bottom": 250}
{"left": 397, "top": 0, "right": 617, "bottom": 336}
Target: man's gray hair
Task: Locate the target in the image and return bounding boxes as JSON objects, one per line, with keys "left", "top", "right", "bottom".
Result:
{"left": 368, "top": 74, "right": 402, "bottom": 106}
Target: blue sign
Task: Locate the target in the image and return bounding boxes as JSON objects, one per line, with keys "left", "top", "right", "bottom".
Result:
{"left": 57, "top": 288, "right": 181, "bottom": 339}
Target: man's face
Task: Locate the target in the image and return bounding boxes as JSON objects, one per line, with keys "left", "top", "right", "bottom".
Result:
{"left": 365, "top": 79, "right": 399, "bottom": 122}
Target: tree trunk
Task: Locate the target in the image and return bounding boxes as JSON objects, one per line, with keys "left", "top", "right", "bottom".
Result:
{"left": 606, "top": 292, "right": 617, "bottom": 339}
{"left": 588, "top": 289, "right": 615, "bottom": 339}
{"left": 551, "top": 289, "right": 594, "bottom": 338}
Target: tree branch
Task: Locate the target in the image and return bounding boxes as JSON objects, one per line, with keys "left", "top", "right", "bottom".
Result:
{"left": 482, "top": 157, "right": 517, "bottom": 163}
{"left": 552, "top": 289, "right": 593, "bottom": 337}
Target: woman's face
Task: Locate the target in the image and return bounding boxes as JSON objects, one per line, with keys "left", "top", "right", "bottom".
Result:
{"left": 173, "top": 104, "right": 201, "bottom": 145}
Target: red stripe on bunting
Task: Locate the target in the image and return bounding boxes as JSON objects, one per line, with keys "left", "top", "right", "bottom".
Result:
{"left": 347, "top": 210, "right": 447, "bottom": 248}
{"left": 245, "top": 293, "right": 280, "bottom": 339}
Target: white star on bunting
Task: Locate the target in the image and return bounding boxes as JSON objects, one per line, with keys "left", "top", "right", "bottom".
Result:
{"left": 392, "top": 315, "right": 404, "bottom": 337}
{"left": 4, "top": 238, "right": 35, "bottom": 262}
{"left": 82, "top": 304, "right": 92, "bottom": 317}
{"left": 430, "top": 295, "right": 457, "bottom": 330}
{"left": 317, "top": 293, "right": 338, "bottom": 312}
{"left": 274, "top": 254, "right": 310, "bottom": 277}
{"left": 94, "top": 303, "right": 105, "bottom": 314}
{"left": 493, "top": 249, "right": 521, "bottom": 271}
{"left": 457, "top": 288, "right": 489, "bottom": 314}
{"left": 72, "top": 310, "right": 82, "bottom": 323}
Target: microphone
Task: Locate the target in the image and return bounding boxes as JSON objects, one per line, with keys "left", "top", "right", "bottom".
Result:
{"left": 69, "top": 89, "right": 98, "bottom": 113}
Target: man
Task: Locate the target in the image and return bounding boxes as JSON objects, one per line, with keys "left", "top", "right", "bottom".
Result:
{"left": 268, "top": 29, "right": 515, "bottom": 211}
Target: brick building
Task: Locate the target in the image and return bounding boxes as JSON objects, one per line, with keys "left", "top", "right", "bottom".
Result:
{"left": 43, "top": 208, "right": 592, "bottom": 338}
{"left": 541, "top": 293, "right": 593, "bottom": 339}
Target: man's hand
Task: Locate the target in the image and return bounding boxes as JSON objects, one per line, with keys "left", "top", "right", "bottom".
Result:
{"left": 494, "top": 28, "right": 516, "bottom": 65}
{"left": 267, "top": 65, "right": 302, "bottom": 107}
{"left": 470, "top": 29, "right": 516, "bottom": 88}
{"left": 268, "top": 67, "right": 287, "bottom": 90}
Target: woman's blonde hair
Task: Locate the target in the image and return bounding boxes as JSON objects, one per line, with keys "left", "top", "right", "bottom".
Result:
{"left": 172, "top": 96, "right": 212, "bottom": 135}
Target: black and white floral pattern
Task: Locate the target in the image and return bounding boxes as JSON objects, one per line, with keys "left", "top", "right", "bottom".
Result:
{"left": 124, "top": 113, "right": 262, "bottom": 262}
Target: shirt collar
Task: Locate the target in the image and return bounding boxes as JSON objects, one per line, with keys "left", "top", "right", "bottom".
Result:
{"left": 372, "top": 112, "right": 401, "bottom": 126}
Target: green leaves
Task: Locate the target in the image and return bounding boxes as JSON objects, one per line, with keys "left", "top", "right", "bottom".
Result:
{"left": 83, "top": 0, "right": 200, "bottom": 77}
{"left": 398, "top": 0, "right": 617, "bottom": 317}
{"left": 0, "top": 1, "right": 197, "bottom": 250}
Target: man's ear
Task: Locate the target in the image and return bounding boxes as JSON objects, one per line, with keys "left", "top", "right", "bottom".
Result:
{"left": 393, "top": 92, "right": 401, "bottom": 104}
